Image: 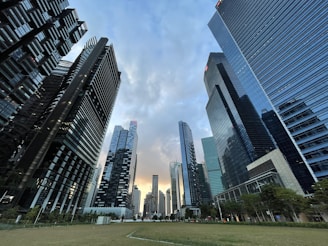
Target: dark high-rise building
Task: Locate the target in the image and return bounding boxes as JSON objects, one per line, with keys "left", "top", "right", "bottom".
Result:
{"left": 166, "top": 188, "right": 171, "bottom": 216}
{"left": 204, "top": 52, "right": 275, "bottom": 189}
{"left": 262, "top": 110, "right": 315, "bottom": 193}
{"left": 197, "top": 163, "right": 211, "bottom": 205}
{"left": 0, "top": 37, "right": 121, "bottom": 215}
{"left": 0, "top": 0, "right": 86, "bottom": 166}
{"left": 151, "top": 174, "right": 159, "bottom": 213}
{"left": 94, "top": 121, "right": 138, "bottom": 209}
{"left": 209, "top": 1, "right": 324, "bottom": 181}
{"left": 0, "top": 0, "right": 87, "bottom": 127}
{"left": 178, "top": 121, "right": 201, "bottom": 207}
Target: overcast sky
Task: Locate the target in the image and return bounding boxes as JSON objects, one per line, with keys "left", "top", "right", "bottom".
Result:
{"left": 65, "top": 0, "right": 221, "bottom": 202}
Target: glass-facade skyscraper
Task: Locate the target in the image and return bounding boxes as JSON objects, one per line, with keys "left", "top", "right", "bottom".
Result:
{"left": 209, "top": 1, "right": 326, "bottom": 180}
{"left": 0, "top": 37, "right": 121, "bottom": 214}
{"left": 169, "top": 161, "right": 183, "bottom": 213}
{"left": 178, "top": 121, "right": 201, "bottom": 206}
{"left": 94, "top": 121, "right": 138, "bottom": 209}
{"left": 204, "top": 52, "right": 276, "bottom": 189}
{"left": 201, "top": 136, "right": 224, "bottom": 198}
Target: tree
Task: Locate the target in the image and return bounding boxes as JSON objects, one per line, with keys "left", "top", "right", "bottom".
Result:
{"left": 221, "top": 200, "right": 242, "bottom": 222}
{"left": 311, "top": 179, "right": 328, "bottom": 221}
{"left": 275, "top": 187, "right": 305, "bottom": 222}
{"left": 260, "top": 184, "right": 283, "bottom": 221}
{"left": 1, "top": 206, "right": 19, "bottom": 220}
{"left": 241, "top": 193, "right": 262, "bottom": 222}
{"left": 260, "top": 184, "right": 306, "bottom": 222}
{"left": 200, "top": 204, "right": 217, "bottom": 220}
{"left": 313, "top": 179, "right": 328, "bottom": 205}
{"left": 185, "top": 208, "right": 193, "bottom": 219}
{"left": 25, "top": 206, "right": 41, "bottom": 223}
{"left": 48, "top": 209, "right": 60, "bottom": 223}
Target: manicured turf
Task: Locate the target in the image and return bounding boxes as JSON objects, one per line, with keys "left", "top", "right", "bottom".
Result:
{"left": 0, "top": 222, "right": 327, "bottom": 246}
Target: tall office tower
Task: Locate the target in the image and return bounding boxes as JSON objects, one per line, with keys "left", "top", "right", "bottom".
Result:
{"left": 132, "top": 185, "right": 141, "bottom": 216}
{"left": 0, "top": 60, "right": 72, "bottom": 166}
{"left": 197, "top": 163, "right": 212, "bottom": 204}
{"left": 151, "top": 175, "right": 158, "bottom": 213}
{"left": 0, "top": 0, "right": 87, "bottom": 164}
{"left": 209, "top": 1, "right": 325, "bottom": 181}
{"left": 201, "top": 137, "right": 224, "bottom": 198}
{"left": 158, "top": 190, "right": 165, "bottom": 217}
{"left": 94, "top": 121, "right": 138, "bottom": 209}
{"left": 143, "top": 192, "right": 153, "bottom": 218}
{"left": 178, "top": 121, "right": 201, "bottom": 207}
{"left": 204, "top": 53, "right": 276, "bottom": 189}
{"left": 262, "top": 110, "right": 315, "bottom": 193}
{"left": 166, "top": 188, "right": 171, "bottom": 216}
{"left": 0, "top": 37, "right": 121, "bottom": 213}
{"left": 169, "top": 161, "right": 183, "bottom": 213}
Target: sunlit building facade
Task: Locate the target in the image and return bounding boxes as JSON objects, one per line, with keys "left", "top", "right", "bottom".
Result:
{"left": 209, "top": 1, "right": 325, "bottom": 181}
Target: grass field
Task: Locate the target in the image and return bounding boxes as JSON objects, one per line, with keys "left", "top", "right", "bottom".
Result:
{"left": 0, "top": 222, "right": 327, "bottom": 246}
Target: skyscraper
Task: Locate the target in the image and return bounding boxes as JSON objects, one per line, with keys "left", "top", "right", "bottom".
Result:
{"left": 94, "top": 121, "right": 138, "bottom": 209}
{"left": 132, "top": 185, "right": 141, "bottom": 216}
{"left": 204, "top": 53, "right": 275, "bottom": 188}
{"left": 0, "top": 0, "right": 87, "bottom": 164}
{"left": 169, "top": 161, "right": 183, "bottom": 213}
{"left": 158, "top": 190, "right": 165, "bottom": 217}
{"left": 178, "top": 121, "right": 201, "bottom": 206}
{"left": 209, "top": 1, "right": 325, "bottom": 180}
{"left": 197, "top": 163, "right": 212, "bottom": 205}
{"left": 166, "top": 188, "right": 171, "bottom": 216}
{"left": 201, "top": 136, "right": 224, "bottom": 198}
{"left": 262, "top": 110, "right": 315, "bottom": 193}
{"left": 151, "top": 174, "right": 159, "bottom": 213}
{"left": 0, "top": 37, "right": 121, "bottom": 214}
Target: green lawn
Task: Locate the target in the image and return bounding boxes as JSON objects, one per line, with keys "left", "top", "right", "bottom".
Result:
{"left": 0, "top": 222, "right": 327, "bottom": 246}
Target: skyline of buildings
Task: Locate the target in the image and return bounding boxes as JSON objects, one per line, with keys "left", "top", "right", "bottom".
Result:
{"left": 1, "top": 0, "right": 327, "bottom": 219}
{"left": 209, "top": 1, "right": 326, "bottom": 181}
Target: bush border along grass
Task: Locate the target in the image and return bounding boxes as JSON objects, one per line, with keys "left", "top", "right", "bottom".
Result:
{"left": 197, "top": 221, "right": 328, "bottom": 229}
